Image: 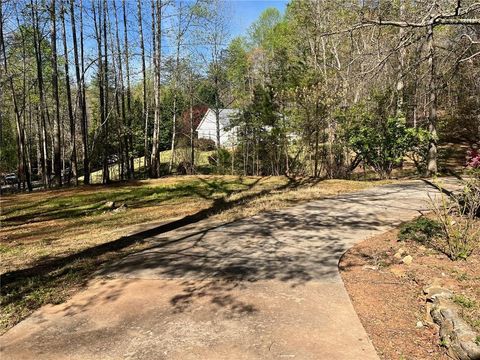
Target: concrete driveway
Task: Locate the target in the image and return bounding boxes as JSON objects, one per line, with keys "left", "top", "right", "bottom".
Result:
{"left": 1, "top": 181, "right": 439, "bottom": 359}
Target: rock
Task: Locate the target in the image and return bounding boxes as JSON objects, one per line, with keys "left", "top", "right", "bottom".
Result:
{"left": 428, "top": 287, "right": 480, "bottom": 360}
{"left": 424, "top": 286, "right": 453, "bottom": 301}
{"left": 113, "top": 204, "right": 127, "bottom": 213}
{"left": 362, "top": 265, "right": 378, "bottom": 271}
{"left": 394, "top": 248, "right": 406, "bottom": 259}
{"left": 416, "top": 321, "right": 424, "bottom": 328}
{"left": 104, "top": 201, "right": 115, "bottom": 209}
{"left": 402, "top": 255, "right": 413, "bottom": 265}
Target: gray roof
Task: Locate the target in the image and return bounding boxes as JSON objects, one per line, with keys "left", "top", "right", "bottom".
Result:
{"left": 212, "top": 108, "right": 240, "bottom": 129}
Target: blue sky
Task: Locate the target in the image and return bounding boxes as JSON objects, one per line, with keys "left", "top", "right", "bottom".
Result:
{"left": 1, "top": 0, "right": 290, "bottom": 82}
{"left": 229, "top": 0, "right": 289, "bottom": 37}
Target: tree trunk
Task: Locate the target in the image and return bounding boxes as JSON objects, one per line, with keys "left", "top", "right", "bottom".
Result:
{"left": 169, "top": 97, "right": 177, "bottom": 172}
{"left": 122, "top": 0, "right": 134, "bottom": 176}
{"left": 314, "top": 129, "right": 319, "bottom": 178}
{"left": 150, "top": 0, "right": 162, "bottom": 178}
{"left": 70, "top": 0, "right": 90, "bottom": 184}
{"left": 0, "top": 2, "right": 32, "bottom": 191}
{"left": 31, "top": 0, "right": 50, "bottom": 188}
{"left": 396, "top": 0, "right": 406, "bottom": 116}
{"left": 60, "top": 1, "right": 78, "bottom": 185}
{"left": 92, "top": 0, "right": 107, "bottom": 184}
{"left": 50, "top": 0, "right": 62, "bottom": 187}
{"left": 113, "top": 0, "right": 129, "bottom": 180}
{"left": 137, "top": 0, "right": 149, "bottom": 171}
{"left": 427, "top": 23, "right": 438, "bottom": 175}
{"left": 102, "top": 0, "right": 110, "bottom": 184}
{"left": 189, "top": 72, "right": 195, "bottom": 174}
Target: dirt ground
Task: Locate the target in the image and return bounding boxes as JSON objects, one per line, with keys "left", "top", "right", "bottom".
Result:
{"left": 340, "top": 226, "right": 480, "bottom": 360}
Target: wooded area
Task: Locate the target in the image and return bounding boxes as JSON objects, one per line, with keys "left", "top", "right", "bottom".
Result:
{"left": 1, "top": 0, "right": 479, "bottom": 190}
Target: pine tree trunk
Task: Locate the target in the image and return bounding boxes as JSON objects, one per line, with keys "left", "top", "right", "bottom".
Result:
{"left": 70, "top": 0, "right": 90, "bottom": 184}
{"left": 150, "top": 0, "right": 162, "bottom": 178}
{"left": 137, "top": 0, "right": 149, "bottom": 171}
{"left": 113, "top": 0, "right": 129, "bottom": 180}
{"left": 60, "top": 1, "right": 78, "bottom": 185}
{"left": 50, "top": 0, "right": 62, "bottom": 187}
{"left": 31, "top": 0, "right": 50, "bottom": 188}
{"left": 102, "top": 0, "right": 110, "bottom": 184}
{"left": 122, "top": 0, "right": 134, "bottom": 176}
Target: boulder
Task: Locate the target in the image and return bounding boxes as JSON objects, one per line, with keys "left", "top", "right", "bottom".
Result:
{"left": 104, "top": 201, "right": 115, "bottom": 209}
{"left": 427, "top": 285, "right": 480, "bottom": 360}
{"left": 402, "top": 255, "right": 413, "bottom": 265}
{"left": 394, "top": 248, "right": 406, "bottom": 259}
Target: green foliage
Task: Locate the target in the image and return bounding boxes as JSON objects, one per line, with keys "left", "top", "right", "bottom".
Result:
{"left": 0, "top": 118, "right": 17, "bottom": 173}
{"left": 207, "top": 148, "right": 232, "bottom": 174}
{"left": 231, "top": 85, "right": 289, "bottom": 175}
{"left": 248, "top": 7, "right": 282, "bottom": 48}
{"left": 197, "top": 138, "right": 216, "bottom": 151}
{"left": 226, "top": 37, "right": 250, "bottom": 106}
{"left": 347, "top": 112, "right": 429, "bottom": 178}
{"left": 398, "top": 217, "right": 443, "bottom": 243}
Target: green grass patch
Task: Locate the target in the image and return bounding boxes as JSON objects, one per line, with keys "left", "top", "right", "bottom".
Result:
{"left": 398, "top": 217, "right": 443, "bottom": 243}
{"left": 453, "top": 294, "right": 477, "bottom": 309}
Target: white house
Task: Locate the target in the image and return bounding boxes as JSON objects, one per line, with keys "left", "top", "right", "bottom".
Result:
{"left": 196, "top": 108, "right": 240, "bottom": 147}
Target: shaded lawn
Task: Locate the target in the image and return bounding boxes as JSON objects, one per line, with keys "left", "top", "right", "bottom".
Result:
{"left": 0, "top": 175, "right": 392, "bottom": 333}
{"left": 83, "top": 150, "right": 216, "bottom": 183}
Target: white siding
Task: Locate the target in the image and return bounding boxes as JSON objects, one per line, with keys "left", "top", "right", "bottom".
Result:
{"left": 196, "top": 109, "right": 238, "bottom": 147}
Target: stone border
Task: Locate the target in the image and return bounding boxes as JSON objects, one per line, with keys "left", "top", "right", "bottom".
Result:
{"left": 424, "top": 286, "right": 480, "bottom": 360}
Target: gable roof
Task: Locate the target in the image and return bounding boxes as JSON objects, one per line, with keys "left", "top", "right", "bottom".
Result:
{"left": 196, "top": 108, "right": 240, "bottom": 131}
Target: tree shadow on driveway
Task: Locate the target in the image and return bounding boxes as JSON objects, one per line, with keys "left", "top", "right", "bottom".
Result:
{"left": 95, "top": 186, "right": 416, "bottom": 315}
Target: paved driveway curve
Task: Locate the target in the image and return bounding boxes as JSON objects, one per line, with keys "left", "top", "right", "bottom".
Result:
{"left": 1, "top": 181, "right": 437, "bottom": 360}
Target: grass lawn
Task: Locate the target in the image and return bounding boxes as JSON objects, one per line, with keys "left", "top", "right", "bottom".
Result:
{"left": 0, "top": 175, "right": 393, "bottom": 333}
{"left": 84, "top": 149, "right": 215, "bottom": 183}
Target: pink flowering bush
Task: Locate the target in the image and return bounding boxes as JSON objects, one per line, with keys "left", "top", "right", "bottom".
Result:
{"left": 466, "top": 148, "right": 480, "bottom": 169}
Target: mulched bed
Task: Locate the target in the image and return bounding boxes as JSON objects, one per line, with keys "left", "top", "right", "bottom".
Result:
{"left": 339, "top": 227, "right": 480, "bottom": 360}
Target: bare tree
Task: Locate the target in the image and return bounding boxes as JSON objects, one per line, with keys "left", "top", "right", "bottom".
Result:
{"left": 150, "top": 0, "right": 163, "bottom": 177}
{"left": 168, "top": 1, "right": 196, "bottom": 172}
{"left": 137, "top": 0, "right": 149, "bottom": 171}
{"left": 122, "top": 0, "right": 134, "bottom": 176}
{"left": 69, "top": 0, "right": 90, "bottom": 184}
{"left": 113, "top": 0, "right": 129, "bottom": 179}
{"left": 31, "top": 0, "right": 50, "bottom": 188}
{"left": 50, "top": 0, "right": 62, "bottom": 186}
{"left": 60, "top": 0, "right": 77, "bottom": 185}
{"left": 0, "top": 0, "right": 32, "bottom": 191}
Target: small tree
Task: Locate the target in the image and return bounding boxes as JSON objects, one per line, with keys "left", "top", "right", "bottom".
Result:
{"left": 347, "top": 115, "right": 429, "bottom": 179}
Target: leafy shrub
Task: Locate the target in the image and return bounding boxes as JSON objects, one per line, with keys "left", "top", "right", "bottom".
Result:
{"left": 347, "top": 115, "right": 429, "bottom": 178}
{"left": 208, "top": 148, "right": 232, "bottom": 174}
{"left": 429, "top": 184, "right": 480, "bottom": 260}
{"left": 197, "top": 138, "right": 216, "bottom": 151}
{"left": 398, "top": 217, "right": 443, "bottom": 243}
